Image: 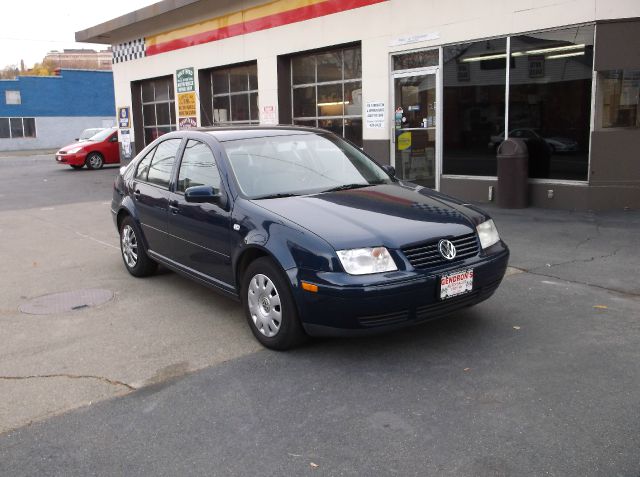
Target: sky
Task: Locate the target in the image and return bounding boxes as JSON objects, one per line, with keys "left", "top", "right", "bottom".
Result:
{"left": 0, "top": 0, "right": 160, "bottom": 69}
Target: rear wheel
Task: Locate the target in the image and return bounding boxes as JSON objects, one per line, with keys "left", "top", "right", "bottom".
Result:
{"left": 242, "top": 257, "right": 306, "bottom": 350}
{"left": 119, "top": 216, "right": 157, "bottom": 277}
{"left": 85, "top": 152, "right": 104, "bottom": 170}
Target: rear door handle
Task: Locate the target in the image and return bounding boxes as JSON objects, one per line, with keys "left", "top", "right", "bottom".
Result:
{"left": 133, "top": 189, "right": 141, "bottom": 199}
{"left": 168, "top": 199, "right": 179, "bottom": 214}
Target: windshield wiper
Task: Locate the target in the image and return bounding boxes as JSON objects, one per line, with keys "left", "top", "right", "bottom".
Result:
{"left": 252, "top": 193, "right": 299, "bottom": 200}
{"left": 322, "top": 183, "right": 374, "bottom": 193}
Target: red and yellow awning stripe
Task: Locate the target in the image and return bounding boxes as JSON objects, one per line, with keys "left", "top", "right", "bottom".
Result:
{"left": 146, "top": 0, "right": 388, "bottom": 56}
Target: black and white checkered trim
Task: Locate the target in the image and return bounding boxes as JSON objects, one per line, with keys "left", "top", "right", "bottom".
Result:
{"left": 112, "top": 38, "right": 146, "bottom": 64}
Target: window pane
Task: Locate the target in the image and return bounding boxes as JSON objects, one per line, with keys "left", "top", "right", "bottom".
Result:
{"left": 293, "top": 119, "right": 317, "bottom": 127}
{"left": 393, "top": 49, "right": 439, "bottom": 71}
{"left": 600, "top": 70, "right": 640, "bottom": 128}
{"left": 177, "top": 140, "right": 221, "bottom": 192}
{"left": 317, "top": 51, "right": 342, "bottom": 82}
{"left": 230, "top": 66, "right": 248, "bottom": 93}
{"left": 156, "top": 102, "right": 171, "bottom": 125}
{"left": 231, "top": 94, "right": 250, "bottom": 121}
{"left": 168, "top": 80, "right": 175, "bottom": 100}
{"left": 443, "top": 38, "right": 507, "bottom": 176}
{"left": 141, "top": 82, "right": 154, "bottom": 102}
{"left": 213, "top": 96, "right": 230, "bottom": 123}
{"left": 509, "top": 25, "right": 594, "bottom": 180}
{"left": 23, "top": 118, "right": 36, "bottom": 137}
{"left": 248, "top": 63, "right": 258, "bottom": 90}
{"left": 147, "top": 138, "right": 181, "bottom": 188}
{"left": 212, "top": 69, "right": 229, "bottom": 95}
{"left": 250, "top": 92, "right": 259, "bottom": 121}
{"left": 344, "top": 81, "right": 362, "bottom": 116}
{"left": 344, "top": 118, "right": 362, "bottom": 147}
{"left": 143, "top": 104, "right": 156, "bottom": 127}
{"left": 155, "top": 79, "right": 170, "bottom": 101}
{"left": 318, "top": 118, "right": 343, "bottom": 136}
{"left": 292, "top": 55, "right": 315, "bottom": 85}
{"left": 318, "top": 83, "right": 343, "bottom": 116}
{"left": 144, "top": 127, "right": 158, "bottom": 146}
{"left": 0, "top": 118, "right": 10, "bottom": 138}
{"left": 10, "top": 118, "right": 23, "bottom": 138}
{"left": 343, "top": 48, "right": 361, "bottom": 80}
{"left": 293, "top": 86, "right": 316, "bottom": 118}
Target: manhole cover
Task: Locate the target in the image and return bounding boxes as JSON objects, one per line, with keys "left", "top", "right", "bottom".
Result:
{"left": 19, "top": 289, "right": 114, "bottom": 315}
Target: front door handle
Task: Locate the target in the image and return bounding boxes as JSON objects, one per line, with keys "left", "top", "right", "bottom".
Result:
{"left": 133, "top": 189, "right": 141, "bottom": 199}
{"left": 168, "top": 199, "right": 179, "bottom": 214}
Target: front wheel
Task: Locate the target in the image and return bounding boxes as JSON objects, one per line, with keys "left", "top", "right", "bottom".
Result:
{"left": 119, "top": 216, "right": 157, "bottom": 277}
{"left": 242, "top": 257, "right": 306, "bottom": 350}
{"left": 85, "top": 152, "right": 104, "bottom": 170}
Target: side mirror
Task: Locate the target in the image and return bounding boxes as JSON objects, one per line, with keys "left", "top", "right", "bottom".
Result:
{"left": 382, "top": 165, "right": 396, "bottom": 178}
{"left": 185, "top": 185, "right": 221, "bottom": 204}
{"left": 110, "top": 136, "right": 118, "bottom": 143}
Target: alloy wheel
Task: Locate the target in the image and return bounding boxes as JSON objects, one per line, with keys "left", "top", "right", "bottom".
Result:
{"left": 121, "top": 225, "right": 138, "bottom": 269}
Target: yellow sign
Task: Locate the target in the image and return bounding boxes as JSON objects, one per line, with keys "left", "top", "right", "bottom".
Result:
{"left": 398, "top": 131, "right": 412, "bottom": 151}
{"left": 178, "top": 92, "right": 197, "bottom": 117}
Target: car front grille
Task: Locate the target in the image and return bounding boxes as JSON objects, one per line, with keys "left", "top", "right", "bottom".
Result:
{"left": 401, "top": 232, "right": 479, "bottom": 270}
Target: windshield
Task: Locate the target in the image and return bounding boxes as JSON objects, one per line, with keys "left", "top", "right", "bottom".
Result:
{"left": 221, "top": 133, "right": 391, "bottom": 199}
{"left": 88, "top": 128, "right": 115, "bottom": 142}
{"left": 80, "top": 128, "right": 101, "bottom": 140}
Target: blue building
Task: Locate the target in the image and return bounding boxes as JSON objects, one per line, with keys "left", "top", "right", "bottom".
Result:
{"left": 0, "top": 69, "right": 115, "bottom": 151}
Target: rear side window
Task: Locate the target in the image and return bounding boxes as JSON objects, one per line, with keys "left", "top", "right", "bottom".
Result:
{"left": 135, "top": 147, "right": 155, "bottom": 181}
{"left": 146, "top": 138, "right": 182, "bottom": 188}
{"left": 177, "top": 140, "right": 221, "bottom": 193}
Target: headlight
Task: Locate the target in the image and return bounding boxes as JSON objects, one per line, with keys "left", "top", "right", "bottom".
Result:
{"left": 336, "top": 247, "right": 397, "bottom": 275}
{"left": 67, "top": 147, "right": 83, "bottom": 154}
{"left": 476, "top": 219, "right": 500, "bottom": 249}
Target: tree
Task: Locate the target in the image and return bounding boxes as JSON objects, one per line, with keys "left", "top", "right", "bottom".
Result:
{"left": 0, "top": 65, "right": 20, "bottom": 79}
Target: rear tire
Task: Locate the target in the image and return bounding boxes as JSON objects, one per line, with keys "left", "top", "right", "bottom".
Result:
{"left": 242, "top": 257, "right": 306, "bottom": 350}
{"left": 86, "top": 152, "right": 104, "bottom": 170}
{"left": 119, "top": 216, "right": 157, "bottom": 277}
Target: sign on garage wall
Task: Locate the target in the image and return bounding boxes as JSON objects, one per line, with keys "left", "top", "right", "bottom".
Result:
{"left": 178, "top": 92, "right": 197, "bottom": 117}
{"left": 176, "top": 67, "right": 195, "bottom": 93}
{"left": 179, "top": 117, "right": 197, "bottom": 129}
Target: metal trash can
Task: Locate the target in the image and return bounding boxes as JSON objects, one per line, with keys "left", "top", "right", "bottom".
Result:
{"left": 497, "top": 138, "right": 529, "bottom": 208}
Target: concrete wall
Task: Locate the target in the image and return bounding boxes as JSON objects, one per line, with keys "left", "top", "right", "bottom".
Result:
{"left": 0, "top": 116, "right": 116, "bottom": 151}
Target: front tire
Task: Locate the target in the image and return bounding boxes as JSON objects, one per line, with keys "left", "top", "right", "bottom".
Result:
{"left": 119, "top": 216, "right": 157, "bottom": 277}
{"left": 242, "top": 257, "right": 306, "bottom": 350}
{"left": 86, "top": 152, "right": 104, "bottom": 170}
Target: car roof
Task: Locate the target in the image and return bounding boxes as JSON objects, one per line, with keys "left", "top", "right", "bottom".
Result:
{"left": 196, "top": 125, "right": 324, "bottom": 142}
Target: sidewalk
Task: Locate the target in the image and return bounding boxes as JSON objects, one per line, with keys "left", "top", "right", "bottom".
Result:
{"left": 0, "top": 149, "right": 57, "bottom": 159}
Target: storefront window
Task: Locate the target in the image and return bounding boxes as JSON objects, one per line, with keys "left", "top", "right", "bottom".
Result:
{"left": 442, "top": 39, "right": 507, "bottom": 176}
{"left": 291, "top": 45, "right": 363, "bottom": 146}
{"left": 393, "top": 50, "right": 439, "bottom": 71}
{"left": 206, "top": 63, "right": 259, "bottom": 125}
{"left": 599, "top": 70, "right": 640, "bottom": 128}
{"left": 140, "top": 76, "right": 176, "bottom": 146}
{"left": 509, "top": 25, "right": 594, "bottom": 180}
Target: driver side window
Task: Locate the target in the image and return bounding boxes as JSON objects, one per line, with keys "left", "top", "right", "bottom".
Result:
{"left": 177, "top": 140, "right": 221, "bottom": 193}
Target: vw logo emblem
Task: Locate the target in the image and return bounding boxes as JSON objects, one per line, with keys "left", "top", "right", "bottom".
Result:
{"left": 438, "top": 239, "right": 457, "bottom": 260}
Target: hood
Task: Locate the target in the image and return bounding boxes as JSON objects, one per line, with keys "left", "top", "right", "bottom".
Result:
{"left": 59, "top": 140, "right": 94, "bottom": 152}
{"left": 253, "top": 183, "right": 481, "bottom": 250}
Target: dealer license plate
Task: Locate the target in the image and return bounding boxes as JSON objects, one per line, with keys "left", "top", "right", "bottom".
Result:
{"left": 440, "top": 269, "right": 473, "bottom": 300}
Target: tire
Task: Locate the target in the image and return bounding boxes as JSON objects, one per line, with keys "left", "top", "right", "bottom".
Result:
{"left": 85, "top": 152, "right": 104, "bottom": 170}
{"left": 242, "top": 257, "right": 306, "bottom": 350}
{"left": 119, "top": 216, "right": 157, "bottom": 277}
{"left": 70, "top": 165, "right": 83, "bottom": 170}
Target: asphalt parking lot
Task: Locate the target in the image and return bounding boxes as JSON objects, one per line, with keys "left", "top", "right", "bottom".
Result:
{"left": 0, "top": 152, "right": 639, "bottom": 476}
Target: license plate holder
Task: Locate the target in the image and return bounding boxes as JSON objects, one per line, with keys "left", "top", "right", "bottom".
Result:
{"left": 439, "top": 269, "right": 473, "bottom": 300}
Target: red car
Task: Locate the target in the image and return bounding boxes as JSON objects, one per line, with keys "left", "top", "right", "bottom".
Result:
{"left": 56, "top": 128, "right": 120, "bottom": 170}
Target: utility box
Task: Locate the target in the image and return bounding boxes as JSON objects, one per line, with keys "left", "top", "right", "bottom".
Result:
{"left": 497, "top": 138, "right": 529, "bottom": 208}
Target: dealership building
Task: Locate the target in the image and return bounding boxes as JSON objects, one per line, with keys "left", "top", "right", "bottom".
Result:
{"left": 77, "top": 0, "right": 640, "bottom": 210}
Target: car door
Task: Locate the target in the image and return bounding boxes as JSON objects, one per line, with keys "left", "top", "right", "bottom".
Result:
{"left": 167, "top": 139, "right": 233, "bottom": 287}
{"left": 131, "top": 138, "right": 182, "bottom": 258}
{"left": 105, "top": 131, "right": 120, "bottom": 163}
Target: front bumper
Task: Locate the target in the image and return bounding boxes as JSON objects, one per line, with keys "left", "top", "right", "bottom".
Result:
{"left": 294, "top": 244, "right": 509, "bottom": 336}
{"left": 55, "top": 152, "right": 86, "bottom": 166}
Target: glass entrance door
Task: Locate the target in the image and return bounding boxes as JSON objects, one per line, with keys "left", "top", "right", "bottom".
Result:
{"left": 392, "top": 70, "right": 438, "bottom": 188}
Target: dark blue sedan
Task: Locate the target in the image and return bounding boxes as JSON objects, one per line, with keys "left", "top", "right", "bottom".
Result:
{"left": 112, "top": 127, "right": 509, "bottom": 350}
